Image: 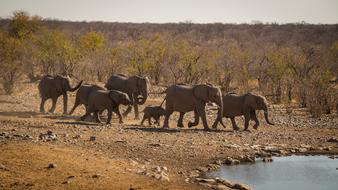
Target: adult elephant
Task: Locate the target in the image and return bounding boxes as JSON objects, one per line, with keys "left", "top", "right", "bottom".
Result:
{"left": 105, "top": 74, "right": 148, "bottom": 119}
{"left": 212, "top": 93, "right": 274, "bottom": 130}
{"left": 69, "top": 84, "right": 105, "bottom": 115}
{"left": 38, "top": 75, "right": 83, "bottom": 114}
{"left": 162, "top": 84, "right": 224, "bottom": 130}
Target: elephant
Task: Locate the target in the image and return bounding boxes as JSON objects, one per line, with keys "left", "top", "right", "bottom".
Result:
{"left": 80, "top": 90, "right": 132, "bottom": 124}
{"left": 105, "top": 74, "right": 148, "bottom": 119}
{"left": 162, "top": 84, "right": 224, "bottom": 130}
{"left": 69, "top": 84, "right": 105, "bottom": 115}
{"left": 141, "top": 105, "right": 166, "bottom": 126}
{"left": 212, "top": 93, "right": 275, "bottom": 131}
{"left": 38, "top": 75, "right": 83, "bottom": 114}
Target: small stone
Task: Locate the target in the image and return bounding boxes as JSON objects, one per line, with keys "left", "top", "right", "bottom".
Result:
{"left": 327, "top": 137, "right": 338, "bottom": 143}
{"left": 324, "top": 147, "right": 332, "bottom": 151}
{"left": 47, "top": 163, "right": 57, "bottom": 169}
{"left": 215, "top": 184, "right": 232, "bottom": 190}
{"left": 73, "top": 134, "right": 81, "bottom": 139}
{"left": 92, "top": 174, "right": 100, "bottom": 178}
{"left": 232, "top": 183, "right": 251, "bottom": 190}
{"left": 0, "top": 164, "right": 9, "bottom": 171}
{"left": 196, "top": 166, "right": 209, "bottom": 172}
{"left": 262, "top": 157, "right": 273, "bottom": 162}
{"left": 89, "top": 136, "right": 96, "bottom": 141}
{"left": 162, "top": 166, "right": 168, "bottom": 171}
{"left": 195, "top": 178, "right": 216, "bottom": 184}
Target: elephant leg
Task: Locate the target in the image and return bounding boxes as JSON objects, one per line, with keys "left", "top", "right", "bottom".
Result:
{"left": 40, "top": 97, "right": 47, "bottom": 113}
{"left": 250, "top": 111, "right": 260, "bottom": 129}
{"left": 188, "top": 110, "right": 199, "bottom": 128}
{"left": 196, "top": 106, "right": 209, "bottom": 130}
{"left": 94, "top": 111, "right": 101, "bottom": 123}
{"left": 123, "top": 105, "right": 132, "bottom": 117}
{"left": 49, "top": 97, "right": 58, "bottom": 113}
{"left": 113, "top": 106, "right": 123, "bottom": 123}
{"left": 230, "top": 117, "right": 240, "bottom": 131}
{"left": 177, "top": 112, "right": 185, "bottom": 128}
{"left": 106, "top": 108, "right": 112, "bottom": 124}
{"left": 133, "top": 104, "right": 140, "bottom": 120}
{"left": 243, "top": 112, "right": 251, "bottom": 131}
{"left": 148, "top": 117, "right": 152, "bottom": 125}
{"left": 80, "top": 108, "right": 91, "bottom": 121}
{"left": 140, "top": 116, "right": 146, "bottom": 125}
{"left": 163, "top": 110, "right": 173, "bottom": 129}
{"left": 69, "top": 99, "right": 80, "bottom": 115}
{"left": 62, "top": 93, "right": 68, "bottom": 115}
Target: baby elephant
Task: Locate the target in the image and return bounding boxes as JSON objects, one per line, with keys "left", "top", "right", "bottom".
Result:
{"left": 81, "top": 90, "right": 131, "bottom": 124}
{"left": 141, "top": 106, "right": 166, "bottom": 126}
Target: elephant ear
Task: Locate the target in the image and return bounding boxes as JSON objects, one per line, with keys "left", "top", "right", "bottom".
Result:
{"left": 109, "top": 91, "right": 119, "bottom": 104}
{"left": 54, "top": 76, "right": 65, "bottom": 93}
{"left": 192, "top": 84, "right": 209, "bottom": 102}
{"left": 127, "top": 76, "right": 139, "bottom": 93}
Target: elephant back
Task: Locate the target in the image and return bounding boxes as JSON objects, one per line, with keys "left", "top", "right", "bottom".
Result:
{"left": 105, "top": 74, "right": 128, "bottom": 92}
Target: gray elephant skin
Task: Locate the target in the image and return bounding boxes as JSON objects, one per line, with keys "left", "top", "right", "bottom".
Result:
{"left": 38, "top": 75, "right": 83, "bottom": 114}
{"left": 105, "top": 74, "right": 148, "bottom": 119}
{"left": 80, "top": 90, "right": 131, "bottom": 124}
{"left": 69, "top": 84, "right": 105, "bottom": 115}
{"left": 212, "top": 93, "right": 274, "bottom": 130}
{"left": 141, "top": 106, "right": 166, "bottom": 126}
{"left": 163, "top": 84, "right": 224, "bottom": 130}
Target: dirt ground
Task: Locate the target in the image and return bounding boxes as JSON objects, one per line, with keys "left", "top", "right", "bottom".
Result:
{"left": 0, "top": 81, "right": 337, "bottom": 190}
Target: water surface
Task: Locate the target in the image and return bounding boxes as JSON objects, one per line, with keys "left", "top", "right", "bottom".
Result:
{"left": 208, "top": 156, "right": 338, "bottom": 190}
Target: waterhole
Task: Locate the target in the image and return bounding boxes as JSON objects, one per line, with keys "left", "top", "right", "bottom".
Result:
{"left": 208, "top": 155, "right": 338, "bottom": 190}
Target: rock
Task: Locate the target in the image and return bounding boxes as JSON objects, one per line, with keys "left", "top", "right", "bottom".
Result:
{"left": 214, "top": 184, "right": 232, "bottom": 190}
{"left": 47, "top": 163, "right": 57, "bottom": 169}
{"left": 262, "top": 157, "right": 273, "bottom": 162}
{"left": 89, "top": 136, "right": 96, "bottom": 141}
{"left": 39, "top": 131, "right": 57, "bottom": 141}
{"left": 196, "top": 166, "right": 209, "bottom": 172}
{"left": 297, "top": 148, "right": 308, "bottom": 153}
{"left": 0, "top": 132, "right": 9, "bottom": 136}
{"left": 328, "top": 156, "right": 335, "bottom": 159}
{"left": 0, "top": 164, "right": 9, "bottom": 171}
{"left": 92, "top": 174, "right": 101, "bottom": 178}
{"left": 215, "top": 178, "right": 233, "bottom": 187}
{"left": 162, "top": 166, "right": 168, "bottom": 171}
{"left": 73, "top": 134, "right": 81, "bottom": 139}
{"left": 224, "top": 157, "right": 240, "bottom": 165}
{"left": 324, "top": 147, "right": 332, "bottom": 151}
{"left": 232, "top": 183, "right": 251, "bottom": 190}
{"left": 327, "top": 137, "right": 338, "bottom": 143}
{"left": 195, "top": 178, "right": 216, "bottom": 184}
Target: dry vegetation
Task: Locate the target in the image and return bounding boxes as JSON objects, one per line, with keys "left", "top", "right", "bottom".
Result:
{"left": 0, "top": 11, "right": 337, "bottom": 117}
{"left": 0, "top": 11, "right": 338, "bottom": 190}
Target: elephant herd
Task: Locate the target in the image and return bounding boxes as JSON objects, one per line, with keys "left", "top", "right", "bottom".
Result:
{"left": 38, "top": 74, "right": 274, "bottom": 131}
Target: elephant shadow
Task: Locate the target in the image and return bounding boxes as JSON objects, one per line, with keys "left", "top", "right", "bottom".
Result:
{"left": 0, "top": 111, "right": 41, "bottom": 118}
{"left": 124, "top": 126, "right": 234, "bottom": 133}
{"left": 54, "top": 121, "right": 100, "bottom": 126}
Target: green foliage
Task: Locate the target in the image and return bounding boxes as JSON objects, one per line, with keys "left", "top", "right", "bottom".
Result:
{"left": 0, "top": 32, "right": 23, "bottom": 94}
{"left": 8, "top": 11, "right": 41, "bottom": 40}
{"left": 37, "top": 30, "right": 80, "bottom": 75}
{"left": 79, "top": 31, "right": 105, "bottom": 53}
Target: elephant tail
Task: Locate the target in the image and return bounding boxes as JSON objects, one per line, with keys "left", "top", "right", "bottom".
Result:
{"left": 69, "top": 80, "right": 83, "bottom": 92}
{"left": 159, "top": 97, "right": 166, "bottom": 108}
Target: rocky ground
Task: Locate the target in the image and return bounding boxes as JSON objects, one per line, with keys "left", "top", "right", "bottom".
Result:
{"left": 0, "top": 81, "right": 337, "bottom": 190}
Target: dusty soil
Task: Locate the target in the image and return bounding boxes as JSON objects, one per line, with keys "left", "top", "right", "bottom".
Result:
{"left": 0, "top": 81, "right": 337, "bottom": 190}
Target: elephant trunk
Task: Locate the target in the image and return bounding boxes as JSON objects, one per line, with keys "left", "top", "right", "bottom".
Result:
{"left": 263, "top": 109, "right": 274, "bottom": 125}
{"left": 212, "top": 93, "right": 225, "bottom": 128}
{"left": 137, "top": 89, "right": 147, "bottom": 105}
{"left": 69, "top": 80, "right": 83, "bottom": 92}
